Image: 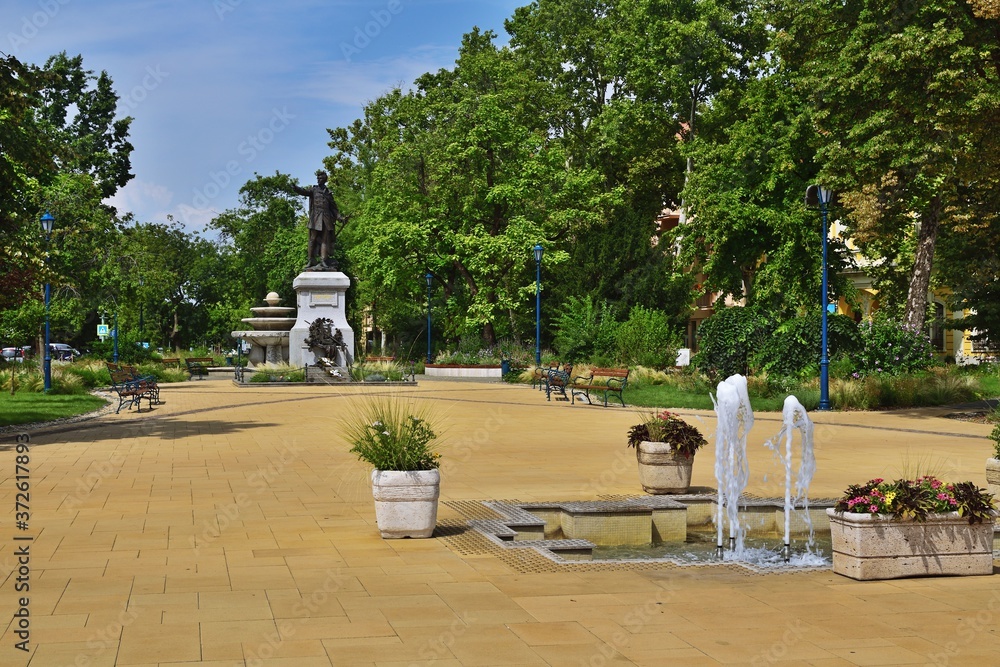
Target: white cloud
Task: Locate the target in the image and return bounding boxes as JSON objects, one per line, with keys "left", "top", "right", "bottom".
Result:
{"left": 173, "top": 204, "right": 220, "bottom": 236}
{"left": 105, "top": 178, "right": 173, "bottom": 217}
{"left": 299, "top": 46, "right": 459, "bottom": 108}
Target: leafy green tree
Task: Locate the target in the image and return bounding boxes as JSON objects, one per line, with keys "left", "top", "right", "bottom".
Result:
{"left": 1, "top": 52, "right": 133, "bottom": 346}
{"left": 504, "top": 1, "right": 693, "bottom": 328}
{"left": 614, "top": 0, "right": 767, "bottom": 190}
{"left": 209, "top": 173, "right": 308, "bottom": 308}
{"left": 777, "top": 0, "right": 1000, "bottom": 330}
{"left": 0, "top": 53, "right": 57, "bottom": 236}
{"left": 552, "top": 295, "right": 619, "bottom": 362}
{"left": 694, "top": 305, "right": 773, "bottom": 379}
{"left": 2, "top": 52, "right": 133, "bottom": 312}
{"left": 679, "top": 60, "right": 834, "bottom": 314}
{"left": 328, "top": 29, "right": 608, "bottom": 348}
{"left": 36, "top": 53, "right": 134, "bottom": 200}
{"left": 108, "top": 221, "right": 216, "bottom": 350}
{"left": 754, "top": 313, "right": 860, "bottom": 379}
{"left": 614, "top": 305, "right": 681, "bottom": 369}
{"left": 935, "top": 186, "right": 1000, "bottom": 345}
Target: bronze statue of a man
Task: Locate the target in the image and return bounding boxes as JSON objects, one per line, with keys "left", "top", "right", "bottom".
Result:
{"left": 292, "top": 170, "right": 346, "bottom": 270}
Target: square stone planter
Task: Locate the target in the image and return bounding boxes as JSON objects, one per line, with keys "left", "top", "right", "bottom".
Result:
{"left": 827, "top": 508, "right": 996, "bottom": 580}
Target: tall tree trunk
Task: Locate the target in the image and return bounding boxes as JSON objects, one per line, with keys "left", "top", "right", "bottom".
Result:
{"left": 903, "top": 197, "right": 942, "bottom": 331}
{"left": 170, "top": 308, "right": 181, "bottom": 350}
{"left": 741, "top": 266, "right": 755, "bottom": 305}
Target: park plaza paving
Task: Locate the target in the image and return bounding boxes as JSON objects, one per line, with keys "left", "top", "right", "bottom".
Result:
{"left": 1, "top": 376, "right": 998, "bottom": 666}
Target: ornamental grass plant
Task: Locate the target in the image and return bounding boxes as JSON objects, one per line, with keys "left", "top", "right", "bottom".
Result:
{"left": 833, "top": 476, "right": 996, "bottom": 524}
{"left": 246, "top": 363, "right": 305, "bottom": 383}
{"left": 342, "top": 396, "right": 441, "bottom": 471}
{"left": 349, "top": 360, "right": 409, "bottom": 382}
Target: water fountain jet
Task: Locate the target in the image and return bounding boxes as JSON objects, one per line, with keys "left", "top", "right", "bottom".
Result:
{"left": 764, "top": 395, "right": 816, "bottom": 561}
{"left": 713, "top": 374, "right": 754, "bottom": 558}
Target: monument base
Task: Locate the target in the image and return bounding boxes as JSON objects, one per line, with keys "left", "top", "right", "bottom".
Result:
{"left": 289, "top": 272, "right": 355, "bottom": 368}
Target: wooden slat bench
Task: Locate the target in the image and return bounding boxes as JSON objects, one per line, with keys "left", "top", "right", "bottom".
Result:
{"left": 160, "top": 357, "right": 181, "bottom": 367}
{"left": 185, "top": 357, "right": 214, "bottom": 380}
{"left": 570, "top": 367, "right": 630, "bottom": 407}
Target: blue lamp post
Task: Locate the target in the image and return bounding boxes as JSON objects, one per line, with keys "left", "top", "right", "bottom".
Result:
{"left": 533, "top": 244, "right": 543, "bottom": 366}
{"left": 138, "top": 275, "right": 144, "bottom": 338}
{"left": 425, "top": 273, "right": 433, "bottom": 365}
{"left": 806, "top": 185, "right": 833, "bottom": 411}
{"left": 40, "top": 211, "right": 54, "bottom": 393}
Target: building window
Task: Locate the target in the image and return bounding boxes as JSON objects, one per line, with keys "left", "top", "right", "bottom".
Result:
{"left": 930, "top": 303, "right": 945, "bottom": 351}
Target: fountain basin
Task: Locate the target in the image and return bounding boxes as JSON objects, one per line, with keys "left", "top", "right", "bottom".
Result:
{"left": 240, "top": 317, "right": 297, "bottom": 331}
{"left": 231, "top": 330, "right": 291, "bottom": 366}
{"left": 249, "top": 306, "right": 296, "bottom": 318}
{"left": 473, "top": 498, "right": 837, "bottom": 568}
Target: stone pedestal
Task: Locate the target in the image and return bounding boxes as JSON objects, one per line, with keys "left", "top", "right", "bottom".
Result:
{"left": 290, "top": 272, "right": 354, "bottom": 368}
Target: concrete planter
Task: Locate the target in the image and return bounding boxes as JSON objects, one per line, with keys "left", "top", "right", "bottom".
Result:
{"left": 371, "top": 469, "right": 440, "bottom": 538}
{"left": 425, "top": 364, "right": 502, "bottom": 378}
{"left": 827, "top": 508, "right": 995, "bottom": 580}
{"left": 987, "top": 458, "right": 1000, "bottom": 499}
{"left": 636, "top": 442, "right": 695, "bottom": 494}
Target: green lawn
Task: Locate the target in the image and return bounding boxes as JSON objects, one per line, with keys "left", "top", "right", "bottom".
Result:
{"left": 625, "top": 384, "right": 821, "bottom": 412}
{"left": 0, "top": 393, "right": 109, "bottom": 427}
{"left": 975, "top": 373, "right": 1000, "bottom": 400}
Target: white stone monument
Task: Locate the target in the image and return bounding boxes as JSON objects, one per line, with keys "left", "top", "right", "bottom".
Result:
{"left": 289, "top": 272, "right": 355, "bottom": 368}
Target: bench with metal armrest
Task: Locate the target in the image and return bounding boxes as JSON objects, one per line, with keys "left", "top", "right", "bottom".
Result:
{"left": 570, "top": 367, "right": 630, "bottom": 407}
{"left": 185, "top": 357, "right": 213, "bottom": 380}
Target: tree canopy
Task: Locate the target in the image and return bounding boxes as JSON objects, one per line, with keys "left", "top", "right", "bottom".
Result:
{"left": 4, "top": 1, "right": 1000, "bottom": 357}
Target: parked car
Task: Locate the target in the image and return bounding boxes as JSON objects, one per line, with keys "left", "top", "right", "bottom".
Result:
{"left": 2, "top": 346, "right": 32, "bottom": 362}
{"left": 49, "top": 343, "right": 81, "bottom": 361}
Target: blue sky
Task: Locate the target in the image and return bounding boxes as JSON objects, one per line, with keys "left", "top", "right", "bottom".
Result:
{"left": 3, "top": 0, "right": 523, "bottom": 235}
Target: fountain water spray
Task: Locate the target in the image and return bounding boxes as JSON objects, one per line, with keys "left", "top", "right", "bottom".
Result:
{"left": 764, "top": 395, "right": 816, "bottom": 561}
{"left": 712, "top": 374, "right": 754, "bottom": 558}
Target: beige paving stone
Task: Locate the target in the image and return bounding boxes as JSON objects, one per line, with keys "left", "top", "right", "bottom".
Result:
{"left": 506, "top": 621, "right": 599, "bottom": 646}
{"left": 438, "top": 624, "right": 548, "bottom": 666}
{"left": 6, "top": 377, "right": 1000, "bottom": 667}
{"left": 117, "top": 621, "right": 201, "bottom": 664}
{"left": 201, "top": 640, "right": 245, "bottom": 661}
{"left": 284, "top": 618, "right": 396, "bottom": 641}
{"left": 528, "top": 643, "right": 637, "bottom": 666}
{"left": 4, "top": 641, "right": 118, "bottom": 667}
{"left": 53, "top": 594, "right": 132, "bottom": 615}
{"left": 229, "top": 565, "right": 299, "bottom": 590}
{"left": 243, "top": 657, "right": 335, "bottom": 666}
{"left": 378, "top": 660, "right": 464, "bottom": 667}
{"left": 382, "top": 605, "right": 465, "bottom": 628}
{"left": 826, "top": 643, "right": 929, "bottom": 665}
{"left": 627, "top": 648, "right": 721, "bottom": 666}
